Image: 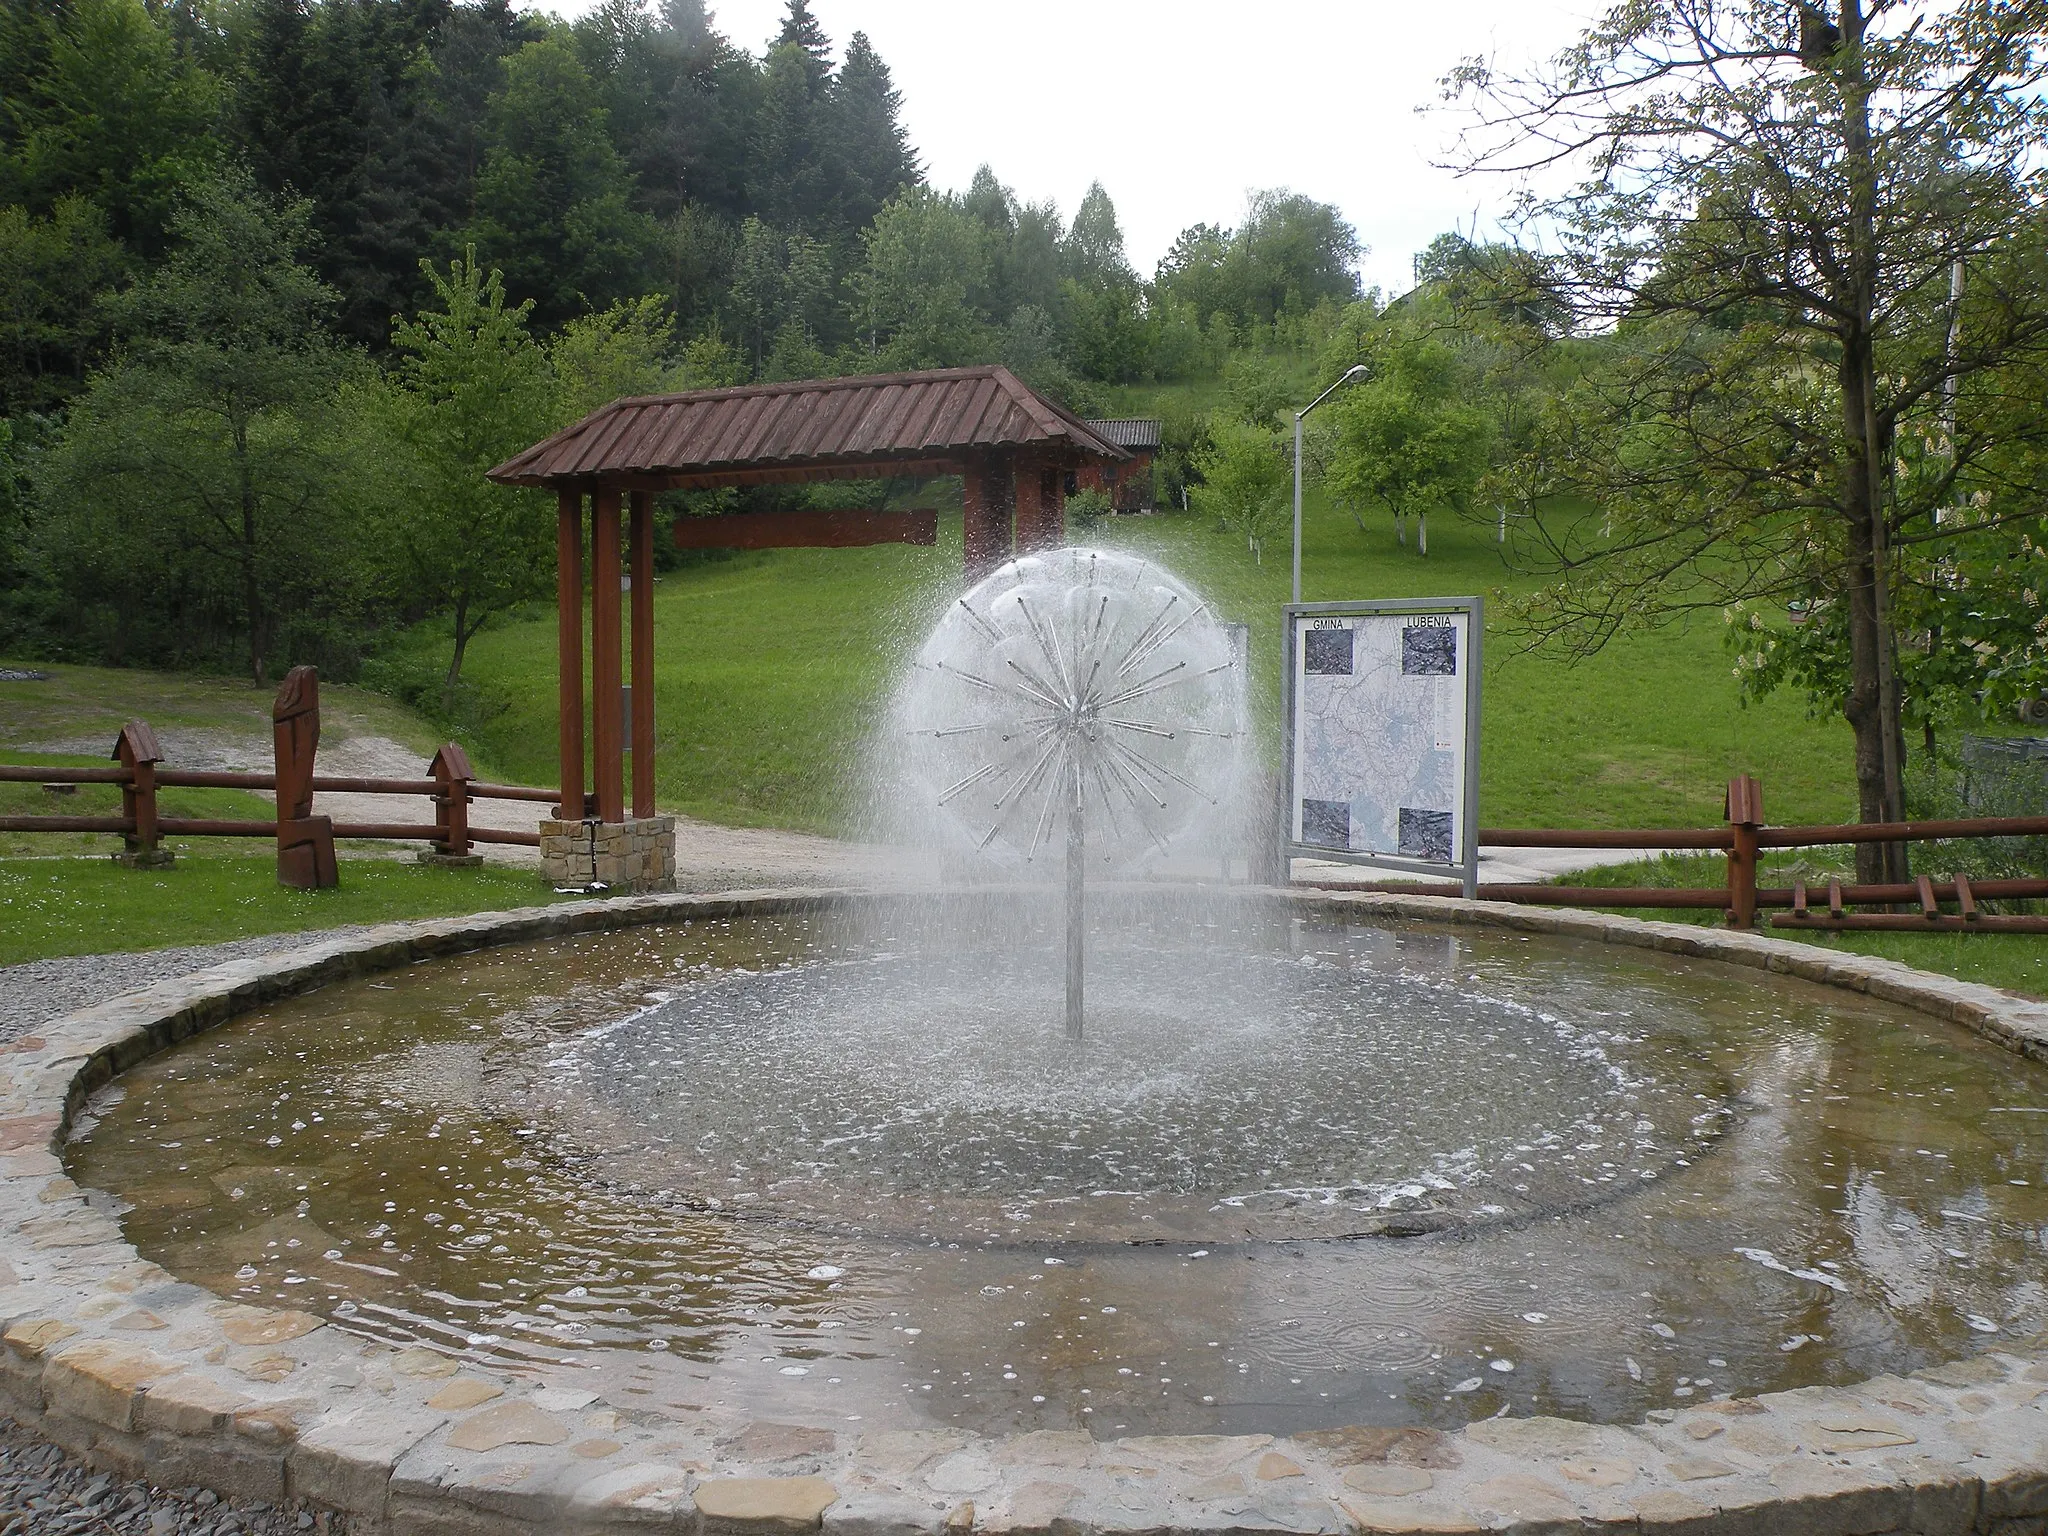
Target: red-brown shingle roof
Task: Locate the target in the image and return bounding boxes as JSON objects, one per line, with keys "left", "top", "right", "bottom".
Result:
{"left": 489, "top": 366, "right": 1125, "bottom": 489}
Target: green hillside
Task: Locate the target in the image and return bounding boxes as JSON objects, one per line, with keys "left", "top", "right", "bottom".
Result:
{"left": 396, "top": 488, "right": 1853, "bottom": 836}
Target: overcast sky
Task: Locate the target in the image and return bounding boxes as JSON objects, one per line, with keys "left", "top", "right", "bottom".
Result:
{"left": 539, "top": 0, "right": 1601, "bottom": 296}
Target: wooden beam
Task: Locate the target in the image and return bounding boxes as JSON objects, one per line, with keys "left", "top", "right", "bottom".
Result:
{"left": 630, "top": 489, "right": 657, "bottom": 819}
{"left": 672, "top": 508, "right": 939, "bottom": 550}
{"left": 557, "top": 490, "right": 585, "bottom": 821}
{"left": 591, "top": 487, "right": 626, "bottom": 825}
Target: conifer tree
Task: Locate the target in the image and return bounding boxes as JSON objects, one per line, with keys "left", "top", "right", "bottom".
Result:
{"left": 831, "top": 31, "right": 919, "bottom": 234}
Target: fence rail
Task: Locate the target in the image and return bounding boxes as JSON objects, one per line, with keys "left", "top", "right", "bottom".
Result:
{"left": 1322, "top": 774, "right": 2048, "bottom": 933}
{"left": 2, "top": 667, "right": 554, "bottom": 886}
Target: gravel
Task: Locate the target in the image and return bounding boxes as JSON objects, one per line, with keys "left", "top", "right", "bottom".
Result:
{"left": 0, "top": 930, "right": 380, "bottom": 1048}
{"left": 0, "top": 1414, "right": 346, "bottom": 1535}
{"left": 1, "top": 936, "right": 371, "bottom": 1530}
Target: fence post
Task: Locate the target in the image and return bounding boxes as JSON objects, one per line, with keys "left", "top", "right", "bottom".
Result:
{"left": 109, "top": 721, "right": 171, "bottom": 869}
{"left": 273, "top": 666, "right": 338, "bottom": 890}
{"left": 423, "top": 744, "right": 483, "bottom": 868}
{"left": 1725, "top": 774, "right": 1762, "bottom": 928}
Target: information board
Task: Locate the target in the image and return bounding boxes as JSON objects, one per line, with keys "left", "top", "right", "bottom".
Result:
{"left": 1283, "top": 597, "right": 1483, "bottom": 895}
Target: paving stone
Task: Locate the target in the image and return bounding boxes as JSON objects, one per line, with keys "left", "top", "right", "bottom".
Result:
{"left": 860, "top": 1428, "right": 974, "bottom": 1478}
{"left": 727, "top": 1421, "right": 837, "bottom": 1465}
{"left": 425, "top": 1379, "right": 502, "bottom": 1411}
{"left": 992, "top": 1429, "right": 1094, "bottom": 1469}
{"left": 568, "top": 1460, "right": 695, "bottom": 1519}
{"left": 44, "top": 1339, "right": 185, "bottom": 1432}
{"left": 1333, "top": 1496, "right": 1479, "bottom": 1534}
{"left": 139, "top": 1373, "right": 248, "bottom": 1435}
{"left": 390, "top": 1347, "right": 458, "bottom": 1378}
{"left": 986, "top": 1479, "right": 1078, "bottom": 1532}
{"left": 1292, "top": 1425, "right": 1459, "bottom": 1469}
{"left": 218, "top": 1310, "right": 322, "bottom": 1348}
{"left": 1255, "top": 1451, "right": 1303, "bottom": 1480}
{"left": 1462, "top": 1471, "right": 1577, "bottom": 1524}
{"left": 445, "top": 1400, "right": 572, "bottom": 1453}
{"left": 291, "top": 1402, "right": 448, "bottom": 1513}
{"left": 696, "top": 1474, "right": 839, "bottom": 1530}
{"left": 1341, "top": 1465, "right": 1432, "bottom": 1496}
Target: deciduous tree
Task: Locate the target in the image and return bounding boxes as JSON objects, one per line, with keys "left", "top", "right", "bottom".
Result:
{"left": 1448, "top": 0, "right": 2048, "bottom": 877}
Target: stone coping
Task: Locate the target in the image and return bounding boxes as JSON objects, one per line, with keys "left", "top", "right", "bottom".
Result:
{"left": 2, "top": 886, "right": 2046, "bottom": 1535}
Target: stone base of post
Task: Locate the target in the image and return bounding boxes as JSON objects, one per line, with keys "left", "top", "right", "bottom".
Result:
{"left": 417, "top": 850, "right": 485, "bottom": 870}
{"left": 540, "top": 816, "right": 677, "bottom": 894}
{"left": 110, "top": 848, "right": 176, "bottom": 870}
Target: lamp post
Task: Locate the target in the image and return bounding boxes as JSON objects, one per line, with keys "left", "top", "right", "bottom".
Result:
{"left": 1292, "top": 364, "right": 1370, "bottom": 603}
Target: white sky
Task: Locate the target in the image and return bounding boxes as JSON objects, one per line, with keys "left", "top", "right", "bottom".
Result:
{"left": 540, "top": 0, "right": 1602, "bottom": 295}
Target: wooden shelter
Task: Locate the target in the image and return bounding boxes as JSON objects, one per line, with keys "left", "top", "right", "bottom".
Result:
{"left": 488, "top": 366, "right": 1126, "bottom": 830}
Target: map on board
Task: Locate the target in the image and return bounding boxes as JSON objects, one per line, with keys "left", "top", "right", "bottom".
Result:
{"left": 1291, "top": 608, "right": 1473, "bottom": 866}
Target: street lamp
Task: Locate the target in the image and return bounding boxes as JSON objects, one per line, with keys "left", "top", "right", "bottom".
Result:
{"left": 1292, "top": 364, "right": 1370, "bottom": 603}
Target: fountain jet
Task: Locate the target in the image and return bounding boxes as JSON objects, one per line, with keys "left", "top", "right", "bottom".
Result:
{"left": 897, "top": 548, "right": 1246, "bottom": 1039}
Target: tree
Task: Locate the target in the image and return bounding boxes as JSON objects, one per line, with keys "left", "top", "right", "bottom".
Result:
{"left": 849, "top": 187, "right": 995, "bottom": 367}
{"left": 1448, "top": 0, "right": 2048, "bottom": 878}
{"left": 372, "top": 249, "right": 556, "bottom": 694}
{"left": 466, "top": 34, "right": 661, "bottom": 327}
{"left": 0, "top": 0, "right": 224, "bottom": 255}
{"left": 0, "top": 195, "right": 128, "bottom": 414}
{"left": 550, "top": 293, "right": 676, "bottom": 421}
{"left": 1192, "top": 418, "right": 1289, "bottom": 563}
{"left": 35, "top": 176, "right": 359, "bottom": 683}
{"left": 830, "top": 31, "right": 919, "bottom": 234}
{"left": 1324, "top": 335, "right": 1492, "bottom": 556}
{"left": 773, "top": 0, "right": 831, "bottom": 94}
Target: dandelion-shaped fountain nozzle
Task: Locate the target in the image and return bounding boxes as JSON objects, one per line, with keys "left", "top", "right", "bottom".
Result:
{"left": 896, "top": 548, "right": 1245, "bottom": 1038}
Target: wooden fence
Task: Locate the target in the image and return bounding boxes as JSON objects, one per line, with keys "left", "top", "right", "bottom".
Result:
{"left": 0, "top": 666, "right": 554, "bottom": 888}
{"left": 1336, "top": 775, "right": 2048, "bottom": 934}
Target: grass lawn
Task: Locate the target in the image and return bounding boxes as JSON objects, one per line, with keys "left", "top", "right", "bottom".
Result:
{"left": 394, "top": 487, "right": 1855, "bottom": 835}
{"left": 0, "top": 855, "right": 570, "bottom": 967}
{"left": 1560, "top": 853, "right": 2048, "bottom": 998}
{"left": 0, "top": 749, "right": 278, "bottom": 858}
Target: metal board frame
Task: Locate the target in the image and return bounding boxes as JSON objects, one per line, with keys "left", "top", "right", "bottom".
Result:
{"left": 1282, "top": 596, "right": 1484, "bottom": 898}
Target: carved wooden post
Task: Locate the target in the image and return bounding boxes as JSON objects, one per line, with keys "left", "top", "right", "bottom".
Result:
{"left": 426, "top": 743, "right": 480, "bottom": 866}
{"left": 273, "top": 666, "right": 338, "bottom": 889}
{"left": 1725, "top": 774, "right": 1762, "bottom": 928}
{"left": 110, "top": 721, "right": 170, "bottom": 868}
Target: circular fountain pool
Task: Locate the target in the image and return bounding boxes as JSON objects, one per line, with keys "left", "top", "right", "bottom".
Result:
{"left": 65, "top": 895, "right": 2048, "bottom": 1439}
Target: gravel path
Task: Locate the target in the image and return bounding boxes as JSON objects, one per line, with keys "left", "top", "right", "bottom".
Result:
{"left": 2, "top": 934, "right": 376, "bottom": 1529}
{"left": 0, "top": 929, "right": 382, "bottom": 1049}
{"left": 0, "top": 1413, "right": 346, "bottom": 1534}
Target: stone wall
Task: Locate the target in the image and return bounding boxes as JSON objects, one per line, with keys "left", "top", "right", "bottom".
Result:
{"left": 539, "top": 816, "right": 676, "bottom": 893}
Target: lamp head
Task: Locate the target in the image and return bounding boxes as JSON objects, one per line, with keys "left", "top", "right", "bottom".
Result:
{"left": 1344, "top": 364, "right": 1370, "bottom": 381}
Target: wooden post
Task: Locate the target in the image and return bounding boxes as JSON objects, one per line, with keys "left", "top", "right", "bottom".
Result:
{"left": 557, "top": 489, "right": 586, "bottom": 823}
{"left": 1725, "top": 774, "right": 1762, "bottom": 928}
{"left": 629, "top": 488, "right": 657, "bottom": 820}
{"left": 1015, "top": 460, "right": 1066, "bottom": 553}
{"left": 273, "top": 666, "right": 337, "bottom": 889}
{"left": 428, "top": 743, "right": 476, "bottom": 860}
{"left": 591, "top": 485, "right": 626, "bottom": 824}
{"left": 110, "top": 721, "right": 167, "bottom": 867}
{"left": 961, "top": 454, "right": 1014, "bottom": 582}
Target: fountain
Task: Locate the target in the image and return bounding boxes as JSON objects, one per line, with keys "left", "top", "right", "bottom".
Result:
{"left": 17, "top": 542, "right": 2048, "bottom": 1533}
{"left": 894, "top": 548, "right": 1245, "bottom": 1038}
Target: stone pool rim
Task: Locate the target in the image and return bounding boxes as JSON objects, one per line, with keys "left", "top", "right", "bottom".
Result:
{"left": 0, "top": 885, "right": 2042, "bottom": 1536}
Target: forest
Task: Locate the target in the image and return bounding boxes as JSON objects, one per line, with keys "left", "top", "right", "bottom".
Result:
{"left": 0, "top": 0, "right": 1363, "bottom": 685}
{"left": 7, "top": 0, "right": 2048, "bottom": 861}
